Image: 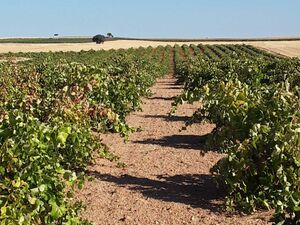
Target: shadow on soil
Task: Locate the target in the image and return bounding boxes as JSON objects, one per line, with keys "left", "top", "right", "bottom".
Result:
{"left": 157, "top": 81, "right": 181, "bottom": 86}
{"left": 147, "top": 96, "right": 175, "bottom": 101}
{"left": 143, "top": 114, "right": 190, "bottom": 122}
{"left": 133, "top": 134, "right": 214, "bottom": 151}
{"left": 90, "top": 172, "right": 226, "bottom": 213}
{"left": 164, "top": 86, "right": 182, "bottom": 90}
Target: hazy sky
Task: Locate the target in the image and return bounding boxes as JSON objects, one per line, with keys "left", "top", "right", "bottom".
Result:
{"left": 0, "top": 0, "right": 299, "bottom": 38}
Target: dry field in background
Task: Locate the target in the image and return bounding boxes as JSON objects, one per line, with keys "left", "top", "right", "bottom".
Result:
{"left": 0, "top": 40, "right": 300, "bottom": 57}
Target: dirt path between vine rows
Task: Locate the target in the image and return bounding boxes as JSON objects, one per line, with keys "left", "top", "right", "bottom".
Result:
{"left": 76, "top": 75, "right": 272, "bottom": 225}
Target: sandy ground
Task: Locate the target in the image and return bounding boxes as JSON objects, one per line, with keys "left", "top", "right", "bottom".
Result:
{"left": 250, "top": 41, "right": 300, "bottom": 58}
{"left": 75, "top": 75, "right": 272, "bottom": 225}
{"left": 0, "top": 40, "right": 300, "bottom": 57}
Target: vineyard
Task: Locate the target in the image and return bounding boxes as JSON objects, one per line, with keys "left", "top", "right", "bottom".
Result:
{"left": 0, "top": 46, "right": 171, "bottom": 224}
{"left": 172, "top": 44, "right": 300, "bottom": 224}
{"left": 0, "top": 44, "right": 299, "bottom": 224}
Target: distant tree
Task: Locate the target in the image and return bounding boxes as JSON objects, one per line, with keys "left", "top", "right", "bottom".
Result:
{"left": 107, "top": 33, "right": 114, "bottom": 38}
{"left": 92, "top": 34, "right": 106, "bottom": 44}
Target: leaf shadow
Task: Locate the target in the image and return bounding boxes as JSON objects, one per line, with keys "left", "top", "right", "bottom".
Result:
{"left": 90, "top": 172, "right": 226, "bottom": 213}
{"left": 133, "top": 134, "right": 214, "bottom": 152}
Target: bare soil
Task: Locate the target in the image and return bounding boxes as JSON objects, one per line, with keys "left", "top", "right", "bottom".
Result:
{"left": 0, "top": 40, "right": 300, "bottom": 58}
{"left": 251, "top": 41, "right": 300, "bottom": 58}
{"left": 76, "top": 75, "right": 272, "bottom": 225}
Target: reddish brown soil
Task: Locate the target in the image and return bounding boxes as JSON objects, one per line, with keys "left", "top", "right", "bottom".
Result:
{"left": 76, "top": 75, "right": 272, "bottom": 225}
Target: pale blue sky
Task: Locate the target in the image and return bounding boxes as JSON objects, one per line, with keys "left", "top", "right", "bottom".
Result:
{"left": 0, "top": 0, "right": 299, "bottom": 38}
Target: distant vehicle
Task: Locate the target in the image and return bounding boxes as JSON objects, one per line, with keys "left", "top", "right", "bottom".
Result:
{"left": 92, "top": 34, "right": 106, "bottom": 44}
